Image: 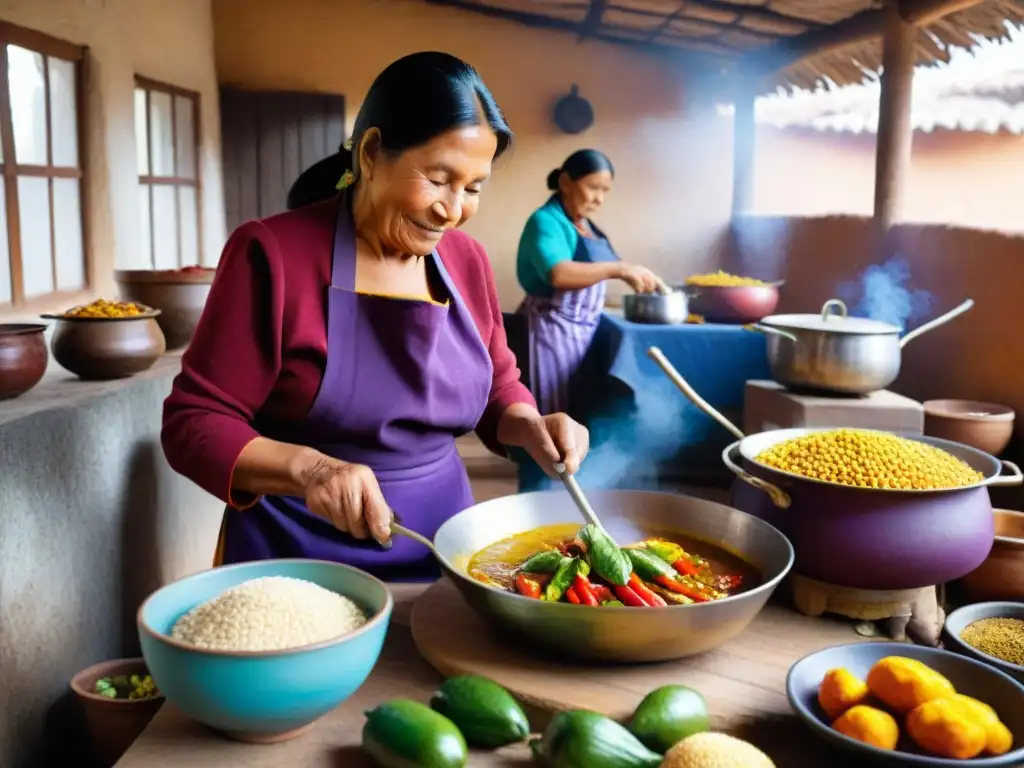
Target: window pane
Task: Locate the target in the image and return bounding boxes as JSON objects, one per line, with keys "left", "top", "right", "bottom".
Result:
{"left": 53, "top": 178, "right": 84, "bottom": 291}
{"left": 0, "top": 184, "right": 10, "bottom": 303}
{"left": 152, "top": 184, "right": 178, "bottom": 269}
{"left": 174, "top": 95, "right": 196, "bottom": 179}
{"left": 17, "top": 176, "right": 53, "bottom": 298}
{"left": 149, "top": 90, "right": 174, "bottom": 177}
{"left": 178, "top": 186, "right": 198, "bottom": 266}
{"left": 138, "top": 183, "right": 153, "bottom": 268}
{"left": 134, "top": 87, "right": 149, "bottom": 176}
{"left": 48, "top": 57, "right": 78, "bottom": 167}
{"left": 8, "top": 46, "right": 47, "bottom": 165}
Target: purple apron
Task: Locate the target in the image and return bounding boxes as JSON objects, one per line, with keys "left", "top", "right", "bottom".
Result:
{"left": 217, "top": 196, "right": 493, "bottom": 581}
{"left": 517, "top": 218, "right": 618, "bottom": 415}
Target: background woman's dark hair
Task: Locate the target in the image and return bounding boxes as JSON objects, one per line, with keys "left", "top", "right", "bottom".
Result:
{"left": 287, "top": 51, "right": 512, "bottom": 210}
{"left": 546, "top": 149, "right": 614, "bottom": 191}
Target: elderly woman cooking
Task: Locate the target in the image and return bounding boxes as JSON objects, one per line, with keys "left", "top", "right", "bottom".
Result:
{"left": 515, "top": 149, "right": 662, "bottom": 414}
{"left": 162, "top": 52, "right": 589, "bottom": 581}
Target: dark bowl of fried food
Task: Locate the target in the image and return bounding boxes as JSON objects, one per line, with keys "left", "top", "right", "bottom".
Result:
{"left": 42, "top": 299, "right": 166, "bottom": 380}
{"left": 432, "top": 489, "right": 794, "bottom": 663}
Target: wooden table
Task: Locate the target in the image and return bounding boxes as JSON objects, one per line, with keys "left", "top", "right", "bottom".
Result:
{"left": 116, "top": 586, "right": 874, "bottom": 767}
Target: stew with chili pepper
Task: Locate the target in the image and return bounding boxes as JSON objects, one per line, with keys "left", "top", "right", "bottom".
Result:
{"left": 467, "top": 523, "right": 759, "bottom": 607}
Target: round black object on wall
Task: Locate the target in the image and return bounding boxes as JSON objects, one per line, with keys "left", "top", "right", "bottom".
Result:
{"left": 553, "top": 85, "right": 594, "bottom": 135}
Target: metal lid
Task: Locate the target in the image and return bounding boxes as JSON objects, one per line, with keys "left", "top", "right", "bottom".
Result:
{"left": 760, "top": 299, "right": 900, "bottom": 335}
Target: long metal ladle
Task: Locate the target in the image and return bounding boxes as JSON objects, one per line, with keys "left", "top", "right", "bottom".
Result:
{"left": 646, "top": 346, "right": 791, "bottom": 508}
{"left": 388, "top": 515, "right": 459, "bottom": 571}
{"left": 553, "top": 462, "right": 605, "bottom": 531}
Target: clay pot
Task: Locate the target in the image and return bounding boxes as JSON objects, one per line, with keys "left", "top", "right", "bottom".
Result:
{"left": 0, "top": 323, "right": 47, "bottom": 399}
{"left": 679, "top": 282, "right": 782, "bottom": 324}
{"left": 41, "top": 311, "right": 166, "bottom": 380}
{"left": 115, "top": 269, "right": 214, "bottom": 349}
{"left": 70, "top": 658, "right": 164, "bottom": 768}
{"left": 959, "top": 509, "right": 1024, "bottom": 602}
{"left": 924, "top": 399, "right": 1015, "bottom": 456}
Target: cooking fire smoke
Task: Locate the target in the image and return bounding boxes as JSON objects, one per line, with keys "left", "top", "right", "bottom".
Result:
{"left": 838, "top": 255, "right": 933, "bottom": 330}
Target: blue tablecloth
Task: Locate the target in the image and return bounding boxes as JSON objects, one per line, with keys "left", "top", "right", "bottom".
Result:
{"left": 517, "top": 314, "right": 770, "bottom": 492}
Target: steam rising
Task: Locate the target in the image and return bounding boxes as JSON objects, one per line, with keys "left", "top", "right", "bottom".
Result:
{"left": 838, "top": 255, "right": 933, "bottom": 330}
{"left": 575, "top": 383, "right": 703, "bottom": 491}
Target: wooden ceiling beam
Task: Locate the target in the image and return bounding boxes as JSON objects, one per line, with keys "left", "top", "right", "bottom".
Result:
{"left": 898, "top": 0, "right": 986, "bottom": 25}
{"left": 660, "top": 0, "right": 824, "bottom": 30}
{"left": 579, "top": 0, "right": 608, "bottom": 41}
{"left": 739, "top": 7, "right": 884, "bottom": 75}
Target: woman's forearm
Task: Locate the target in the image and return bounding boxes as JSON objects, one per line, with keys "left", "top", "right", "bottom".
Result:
{"left": 232, "top": 437, "right": 327, "bottom": 497}
{"left": 548, "top": 261, "right": 623, "bottom": 291}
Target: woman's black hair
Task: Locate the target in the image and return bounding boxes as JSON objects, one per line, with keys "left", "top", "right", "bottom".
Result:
{"left": 545, "top": 149, "right": 614, "bottom": 191}
{"left": 287, "top": 51, "right": 512, "bottom": 210}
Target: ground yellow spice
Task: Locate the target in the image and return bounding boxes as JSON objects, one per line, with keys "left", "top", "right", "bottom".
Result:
{"left": 755, "top": 429, "right": 984, "bottom": 490}
{"left": 684, "top": 270, "right": 767, "bottom": 287}
{"left": 960, "top": 618, "right": 1024, "bottom": 666}
{"left": 64, "top": 299, "right": 147, "bottom": 318}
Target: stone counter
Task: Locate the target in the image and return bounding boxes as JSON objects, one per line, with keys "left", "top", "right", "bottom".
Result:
{"left": 0, "top": 353, "right": 224, "bottom": 768}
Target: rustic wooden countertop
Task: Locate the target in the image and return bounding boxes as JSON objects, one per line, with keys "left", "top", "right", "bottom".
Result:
{"left": 117, "top": 584, "right": 875, "bottom": 767}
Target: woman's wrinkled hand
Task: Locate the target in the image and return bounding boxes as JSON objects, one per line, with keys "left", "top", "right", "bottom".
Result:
{"left": 498, "top": 407, "right": 591, "bottom": 475}
{"left": 619, "top": 263, "right": 661, "bottom": 294}
{"left": 302, "top": 456, "right": 393, "bottom": 546}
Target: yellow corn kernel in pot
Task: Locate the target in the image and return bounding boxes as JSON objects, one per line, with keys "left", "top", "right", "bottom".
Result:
{"left": 832, "top": 705, "right": 899, "bottom": 750}
{"left": 818, "top": 668, "right": 869, "bottom": 720}
{"left": 907, "top": 698, "right": 987, "bottom": 760}
{"left": 866, "top": 656, "right": 955, "bottom": 713}
{"left": 949, "top": 694, "right": 1014, "bottom": 756}
{"left": 659, "top": 732, "right": 774, "bottom": 768}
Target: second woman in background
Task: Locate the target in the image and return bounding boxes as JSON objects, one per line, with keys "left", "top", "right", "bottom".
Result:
{"left": 515, "top": 149, "right": 662, "bottom": 415}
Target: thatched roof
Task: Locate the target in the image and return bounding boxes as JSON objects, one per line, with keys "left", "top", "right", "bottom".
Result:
{"left": 423, "top": 0, "right": 1024, "bottom": 89}
{"left": 757, "top": 28, "right": 1024, "bottom": 133}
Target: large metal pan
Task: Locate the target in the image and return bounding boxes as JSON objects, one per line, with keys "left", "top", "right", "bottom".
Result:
{"left": 752, "top": 297, "right": 974, "bottom": 395}
{"left": 432, "top": 490, "right": 794, "bottom": 663}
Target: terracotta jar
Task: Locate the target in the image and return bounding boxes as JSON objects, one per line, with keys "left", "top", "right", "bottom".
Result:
{"left": 0, "top": 323, "right": 48, "bottom": 399}
{"left": 959, "top": 509, "right": 1024, "bottom": 602}
{"left": 70, "top": 657, "right": 164, "bottom": 768}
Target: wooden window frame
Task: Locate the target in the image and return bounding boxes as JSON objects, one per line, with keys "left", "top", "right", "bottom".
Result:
{"left": 135, "top": 75, "right": 202, "bottom": 268}
{"left": 0, "top": 21, "right": 88, "bottom": 310}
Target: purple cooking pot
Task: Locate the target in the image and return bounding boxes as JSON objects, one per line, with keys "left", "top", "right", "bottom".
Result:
{"left": 723, "top": 428, "right": 1022, "bottom": 591}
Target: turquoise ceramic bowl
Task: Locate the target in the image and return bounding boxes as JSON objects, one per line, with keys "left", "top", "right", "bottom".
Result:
{"left": 138, "top": 559, "right": 392, "bottom": 743}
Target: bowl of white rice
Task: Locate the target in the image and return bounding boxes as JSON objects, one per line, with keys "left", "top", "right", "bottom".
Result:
{"left": 137, "top": 559, "right": 392, "bottom": 743}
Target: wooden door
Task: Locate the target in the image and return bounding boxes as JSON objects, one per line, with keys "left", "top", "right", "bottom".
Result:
{"left": 219, "top": 88, "right": 346, "bottom": 230}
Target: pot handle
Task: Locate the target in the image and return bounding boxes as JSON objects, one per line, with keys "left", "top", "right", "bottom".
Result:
{"left": 750, "top": 324, "right": 799, "bottom": 344}
{"left": 984, "top": 459, "right": 1023, "bottom": 487}
{"left": 821, "top": 299, "right": 848, "bottom": 321}
{"left": 722, "top": 441, "right": 792, "bottom": 509}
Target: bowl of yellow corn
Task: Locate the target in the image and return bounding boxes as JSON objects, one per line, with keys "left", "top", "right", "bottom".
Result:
{"left": 41, "top": 300, "right": 166, "bottom": 380}
{"left": 677, "top": 271, "right": 782, "bottom": 324}
{"left": 722, "top": 428, "right": 1022, "bottom": 590}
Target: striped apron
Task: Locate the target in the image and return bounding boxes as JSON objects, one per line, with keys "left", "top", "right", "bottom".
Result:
{"left": 517, "top": 228, "right": 619, "bottom": 415}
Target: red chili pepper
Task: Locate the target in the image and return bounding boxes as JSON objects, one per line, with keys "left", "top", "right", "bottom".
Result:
{"left": 573, "top": 574, "right": 599, "bottom": 607}
{"left": 672, "top": 558, "right": 699, "bottom": 577}
{"left": 590, "top": 584, "right": 613, "bottom": 603}
{"left": 654, "top": 575, "right": 710, "bottom": 603}
{"left": 628, "top": 573, "right": 667, "bottom": 607}
{"left": 565, "top": 586, "right": 581, "bottom": 604}
{"left": 613, "top": 585, "right": 647, "bottom": 607}
{"left": 515, "top": 572, "right": 542, "bottom": 599}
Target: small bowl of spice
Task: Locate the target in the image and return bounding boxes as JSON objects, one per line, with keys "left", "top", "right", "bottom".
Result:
{"left": 944, "top": 602, "right": 1024, "bottom": 683}
{"left": 41, "top": 299, "right": 166, "bottom": 380}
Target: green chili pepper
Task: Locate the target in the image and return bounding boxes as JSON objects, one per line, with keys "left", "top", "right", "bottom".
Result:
{"left": 579, "top": 524, "right": 632, "bottom": 586}
{"left": 601, "top": 600, "right": 625, "bottom": 607}
{"left": 545, "top": 558, "right": 589, "bottom": 602}
{"left": 644, "top": 540, "right": 685, "bottom": 564}
{"left": 98, "top": 687, "right": 118, "bottom": 699}
{"left": 94, "top": 679, "right": 112, "bottom": 694}
{"left": 521, "top": 550, "right": 569, "bottom": 574}
{"left": 625, "top": 548, "right": 678, "bottom": 582}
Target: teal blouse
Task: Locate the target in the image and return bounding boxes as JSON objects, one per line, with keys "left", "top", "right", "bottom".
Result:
{"left": 516, "top": 196, "right": 581, "bottom": 298}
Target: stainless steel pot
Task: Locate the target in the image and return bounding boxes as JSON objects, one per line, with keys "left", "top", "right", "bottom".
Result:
{"left": 754, "top": 298, "right": 974, "bottom": 395}
{"left": 432, "top": 490, "right": 794, "bottom": 662}
{"left": 622, "top": 290, "right": 689, "bottom": 325}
